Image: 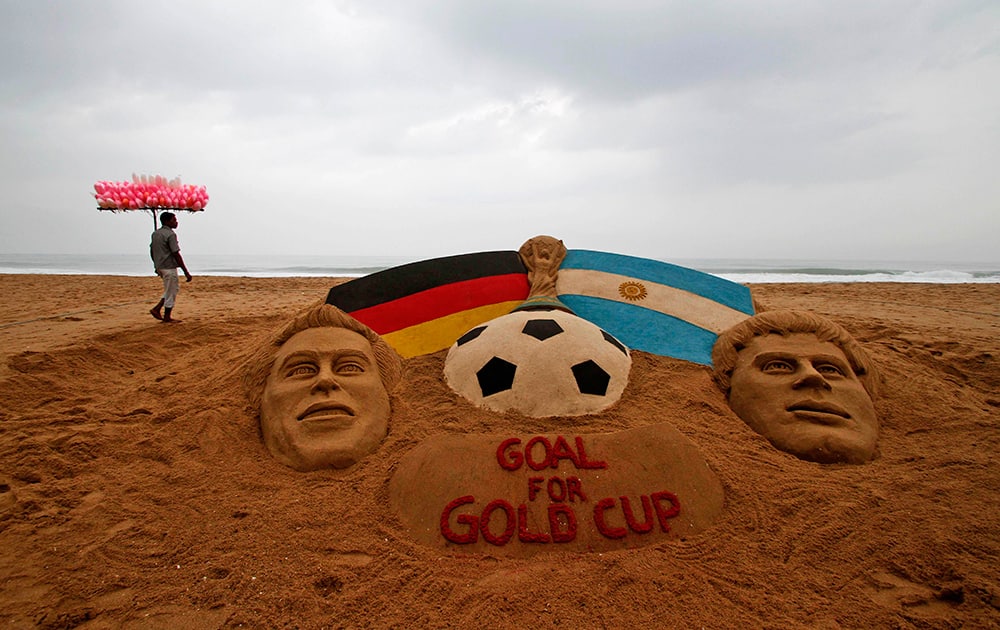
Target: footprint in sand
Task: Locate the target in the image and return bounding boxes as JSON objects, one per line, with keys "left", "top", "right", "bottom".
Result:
{"left": 865, "top": 571, "right": 964, "bottom": 619}
{"left": 0, "top": 481, "right": 15, "bottom": 512}
{"left": 328, "top": 551, "right": 373, "bottom": 567}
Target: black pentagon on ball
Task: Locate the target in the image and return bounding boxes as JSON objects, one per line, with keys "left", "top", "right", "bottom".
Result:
{"left": 456, "top": 325, "right": 487, "bottom": 346}
{"left": 521, "top": 319, "right": 564, "bottom": 341}
{"left": 572, "top": 360, "right": 611, "bottom": 396}
{"left": 601, "top": 330, "right": 628, "bottom": 355}
{"left": 477, "top": 357, "right": 517, "bottom": 397}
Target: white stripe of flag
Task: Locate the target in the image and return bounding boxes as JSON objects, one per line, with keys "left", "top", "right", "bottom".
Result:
{"left": 557, "top": 268, "right": 750, "bottom": 334}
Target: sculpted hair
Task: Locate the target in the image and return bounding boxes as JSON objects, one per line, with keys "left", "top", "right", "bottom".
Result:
{"left": 711, "top": 310, "right": 879, "bottom": 398}
{"left": 242, "top": 303, "right": 403, "bottom": 412}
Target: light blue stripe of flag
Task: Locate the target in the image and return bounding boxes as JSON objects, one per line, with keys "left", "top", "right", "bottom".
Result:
{"left": 560, "top": 295, "right": 720, "bottom": 365}
{"left": 559, "top": 250, "right": 755, "bottom": 366}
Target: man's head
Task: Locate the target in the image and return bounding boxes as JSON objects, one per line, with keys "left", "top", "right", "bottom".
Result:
{"left": 243, "top": 303, "right": 402, "bottom": 471}
{"left": 712, "top": 310, "right": 880, "bottom": 464}
{"left": 159, "top": 211, "right": 177, "bottom": 228}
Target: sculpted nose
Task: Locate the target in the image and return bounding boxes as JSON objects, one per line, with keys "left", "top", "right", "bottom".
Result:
{"left": 792, "top": 367, "right": 832, "bottom": 391}
{"left": 311, "top": 369, "right": 341, "bottom": 393}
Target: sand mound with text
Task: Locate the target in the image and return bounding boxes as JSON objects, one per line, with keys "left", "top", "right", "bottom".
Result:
{"left": 0, "top": 275, "right": 998, "bottom": 628}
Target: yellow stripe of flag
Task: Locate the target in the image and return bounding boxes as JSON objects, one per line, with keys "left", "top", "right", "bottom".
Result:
{"left": 382, "top": 301, "right": 523, "bottom": 358}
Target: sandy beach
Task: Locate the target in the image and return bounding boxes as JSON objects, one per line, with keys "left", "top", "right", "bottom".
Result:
{"left": 1, "top": 274, "right": 998, "bottom": 629}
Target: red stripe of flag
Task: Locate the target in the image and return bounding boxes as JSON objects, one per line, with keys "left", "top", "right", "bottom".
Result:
{"left": 349, "top": 273, "right": 528, "bottom": 335}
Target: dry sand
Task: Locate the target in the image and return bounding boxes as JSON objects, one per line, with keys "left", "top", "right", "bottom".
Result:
{"left": 0, "top": 274, "right": 998, "bottom": 629}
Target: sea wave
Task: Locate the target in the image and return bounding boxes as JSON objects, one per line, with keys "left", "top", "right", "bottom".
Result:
{"left": 718, "top": 269, "right": 1000, "bottom": 284}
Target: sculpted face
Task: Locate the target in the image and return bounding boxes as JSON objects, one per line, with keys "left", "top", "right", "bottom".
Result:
{"left": 261, "top": 327, "right": 391, "bottom": 471}
{"left": 728, "top": 333, "right": 878, "bottom": 464}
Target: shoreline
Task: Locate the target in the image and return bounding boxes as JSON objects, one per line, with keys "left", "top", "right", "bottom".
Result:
{"left": 2, "top": 273, "right": 997, "bottom": 386}
{"left": 3, "top": 252, "right": 1000, "bottom": 283}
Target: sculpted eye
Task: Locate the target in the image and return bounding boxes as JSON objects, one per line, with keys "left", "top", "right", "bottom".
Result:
{"left": 337, "top": 362, "right": 365, "bottom": 374}
{"left": 816, "top": 363, "right": 845, "bottom": 377}
{"left": 761, "top": 359, "right": 795, "bottom": 374}
{"left": 287, "top": 363, "right": 318, "bottom": 377}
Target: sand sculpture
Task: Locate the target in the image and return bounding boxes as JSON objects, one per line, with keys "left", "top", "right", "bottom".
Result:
{"left": 390, "top": 424, "right": 725, "bottom": 556}
{"left": 242, "top": 303, "right": 402, "bottom": 471}
{"left": 444, "top": 309, "right": 633, "bottom": 417}
{"left": 385, "top": 237, "right": 725, "bottom": 554}
{"left": 323, "top": 250, "right": 528, "bottom": 358}
{"left": 712, "top": 310, "right": 880, "bottom": 464}
{"left": 324, "top": 239, "right": 755, "bottom": 364}
{"left": 253, "top": 239, "right": 882, "bottom": 552}
{"left": 515, "top": 235, "right": 571, "bottom": 310}
{"left": 554, "top": 249, "right": 754, "bottom": 364}
{"left": 444, "top": 236, "right": 632, "bottom": 417}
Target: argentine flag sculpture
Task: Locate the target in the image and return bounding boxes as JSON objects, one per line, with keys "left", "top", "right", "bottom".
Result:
{"left": 557, "top": 250, "right": 754, "bottom": 365}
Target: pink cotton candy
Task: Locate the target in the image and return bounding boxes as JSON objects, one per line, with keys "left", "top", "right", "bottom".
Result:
{"left": 93, "top": 174, "right": 209, "bottom": 211}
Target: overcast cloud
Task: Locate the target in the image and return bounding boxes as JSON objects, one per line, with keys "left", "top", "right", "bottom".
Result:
{"left": 1, "top": 0, "right": 997, "bottom": 263}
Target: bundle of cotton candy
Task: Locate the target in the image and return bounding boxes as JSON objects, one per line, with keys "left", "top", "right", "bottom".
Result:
{"left": 93, "top": 174, "right": 209, "bottom": 211}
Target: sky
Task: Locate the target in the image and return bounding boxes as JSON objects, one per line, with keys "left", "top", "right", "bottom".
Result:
{"left": 1, "top": 0, "right": 997, "bottom": 263}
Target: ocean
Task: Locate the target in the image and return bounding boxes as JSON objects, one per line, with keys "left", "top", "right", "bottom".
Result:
{"left": 1, "top": 253, "right": 998, "bottom": 284}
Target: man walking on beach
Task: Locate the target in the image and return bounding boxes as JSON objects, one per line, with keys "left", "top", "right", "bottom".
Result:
{"left": 149, "top": 211, "right": 192, "bottom": 323}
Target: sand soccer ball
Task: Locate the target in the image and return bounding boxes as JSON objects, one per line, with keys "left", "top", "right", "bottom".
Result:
{"left": 443, "top": 309, "right": 632, "bottom": 417}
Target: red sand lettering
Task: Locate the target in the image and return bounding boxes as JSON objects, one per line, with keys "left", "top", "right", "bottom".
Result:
{"left": 650, "top": 491, "right": 681, "bottom": 532}
{"left": 496, "top": 436, "right": 608, "bottom": 471}
{"left": 548, "top": 504, "right": 577, "bottom": 543}
{"left": 440, "top": 492, "right": 679, "bottom": 546}
{"left": 480, "top": 499, "right": 517, "bottom": 546}
{"left": 593, "top": 492, "right": 681, "bottom": 539}
{"left": 440, "top": 495, "right": 479, "bottom": 544}
{"left": 527, "top": 475, "right": 587, "bottom": 502}
{"left": 621, "top": 495, "right": 655, "bottom": 534}
{"left": 528, "top": 476, "right": 544, "bottom": 501}
{"left": 566, "top": 477, "right": 586, "bottom": 502}
{"left": 441, "top": 438, "right": 680, "bottom": 546}
{"left": 594, "top": 498, "right": 627, "bottom": 539}
{"left": 517, "top": 504, "right": 551, "bottom": 543}
{"left": 441, "top": 497, "right": 581, "bottom": 545}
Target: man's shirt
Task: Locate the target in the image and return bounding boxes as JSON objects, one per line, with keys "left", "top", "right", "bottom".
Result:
{"left": 150, "top": 226, "right": 179, "bottom": 270}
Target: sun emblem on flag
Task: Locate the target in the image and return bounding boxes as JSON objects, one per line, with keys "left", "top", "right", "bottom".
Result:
{"left": 618, "top": 281, "right": 647, "bottom": 301}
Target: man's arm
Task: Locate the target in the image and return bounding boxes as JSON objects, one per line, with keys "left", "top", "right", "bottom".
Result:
{"left": 174, "top": 250, "right": 193, "bottom": 282}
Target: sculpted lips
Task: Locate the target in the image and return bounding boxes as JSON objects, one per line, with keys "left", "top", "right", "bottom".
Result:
{"left": 787, "top": 400, "right": 850, "bottom": 422}
{"left": 298, "top": 401, "right": 355, "bottom": 422}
